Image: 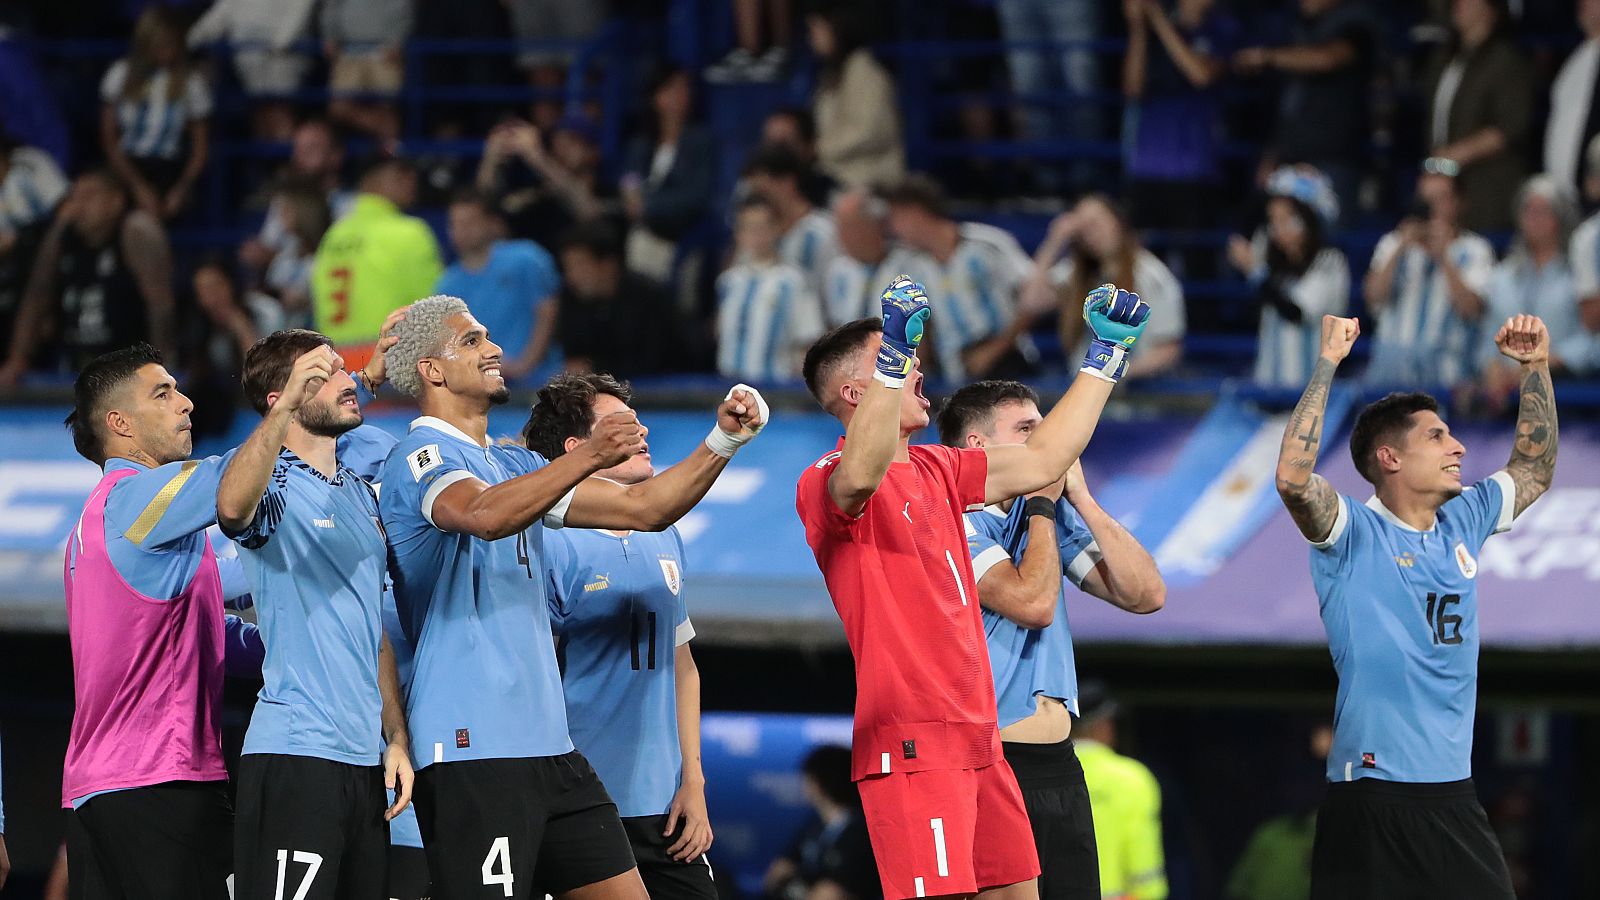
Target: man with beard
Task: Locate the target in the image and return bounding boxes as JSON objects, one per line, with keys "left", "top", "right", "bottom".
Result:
{"left": 218, "top": 330, "right": 415, "bottom": 900}
{"left": 61, "top": 343, "right": 283, "bottom": 899}
{"left": 379, "top": 295, "right": 767, "bottom": 899}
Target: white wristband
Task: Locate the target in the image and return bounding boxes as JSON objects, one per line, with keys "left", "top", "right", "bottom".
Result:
{"left": 704, "top": 383, "right": 771, "bottom": 459}
{"left": 1079, "top": 365, "right": 1119, "bottom": 384}
{"left": 872, "top": 370, "right": 906, "bottom": 388}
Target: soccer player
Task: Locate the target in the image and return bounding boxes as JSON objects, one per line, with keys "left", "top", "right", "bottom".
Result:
{"left": 937, "top": 380, "right": 1165, "bottom": 900}
{"left": 59, "top": 343, "right": 282, "bottom": 899}
{"left": 379, "top": 295, "right": 766, "bottom": 899}
{"left": 522, "top": 373, "right": 716, "bottom": 900}
{"left": 795, "top": 278, "right": 1150, "bottom": 900}
{"left": 217, "top": 330, "right": 415, "bottom": 900}
{"left": 1275, "top": 313, "right": 1557, "bottom": 900}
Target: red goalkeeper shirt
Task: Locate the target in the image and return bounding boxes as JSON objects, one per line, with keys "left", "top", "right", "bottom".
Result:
{"left": 796, "top": 439, "right": 1000, "bottom": 781}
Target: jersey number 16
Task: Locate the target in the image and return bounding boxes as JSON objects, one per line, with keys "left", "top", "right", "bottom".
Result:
{"left": 1423, "top": 592, "right": 1463, "bottom": 646}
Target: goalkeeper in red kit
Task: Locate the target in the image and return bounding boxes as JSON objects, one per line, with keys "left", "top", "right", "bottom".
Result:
{"left": 794, "top": 277, "right": 1151, "bottom": 900}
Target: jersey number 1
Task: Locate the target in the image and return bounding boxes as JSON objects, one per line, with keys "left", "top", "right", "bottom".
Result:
{"left": 1424, "top": 592, "right": 1463, "bottom": 645}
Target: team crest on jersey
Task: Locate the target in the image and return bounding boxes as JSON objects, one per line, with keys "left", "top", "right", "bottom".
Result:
{"left": 1454, "top": 542, "right": 1478, "bottom": 579}
{"left": 659, "top": 558, "right": 682, "bottom": 596}
{"left": 408, "top": 444, "right": 442, "bottom": 481}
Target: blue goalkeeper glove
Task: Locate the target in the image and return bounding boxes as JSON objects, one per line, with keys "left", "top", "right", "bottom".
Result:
{"left": 876, "top": 275, "right": 930, "bottom": 387}
{"left": 1081, "top": 283, "right": 1151, "bottom": 383}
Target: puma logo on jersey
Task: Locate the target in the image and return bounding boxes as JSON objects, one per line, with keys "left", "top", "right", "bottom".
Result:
{"left": 313, "top": 517, "right": 336, "bottom": 529}
{"left": 903, "top": 502, "right": 913, "bottom": 523}
{"left": 1454, "top": 542, "right": 1477, "bottom": 578}
{"left": 1394, "top": 552, "right": 1415, "bottom": 568}
{"left": 584, "top": 574, "right": 610, "bottom": 592}
{"left": 814, "top": 451, "right": 843, "bottom": 469}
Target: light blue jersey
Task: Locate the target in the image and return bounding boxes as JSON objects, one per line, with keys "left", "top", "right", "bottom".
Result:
{"left": 546, "top": 526, "right": 693, "bottom": 818}
{"left": 380, "top": 416, "right": 573, "bottom": 768}
{"left": 339, "top": 423, "right": 401, "bottom": 484}
{"left": 435, "top": 240, "right": 560, "bottom": 364}
{"left": 965, "top": 500, "right": 1101, "bottom": 729}
{"left": 381, "top": 599, "right": 423, "bottom": 849}
{"left": 226, "top": 450, "right": 387, "bottom": 766}
{"left": 1311, "top": 473, "right": 1515, "bottom": 784}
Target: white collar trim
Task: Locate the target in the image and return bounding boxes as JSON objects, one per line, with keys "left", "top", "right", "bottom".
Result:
{"left": 1365, "top": 495, "right": 1433, "bottom": 533}
{"left": 410, "top": 415, "right": 488, "bottom": 448}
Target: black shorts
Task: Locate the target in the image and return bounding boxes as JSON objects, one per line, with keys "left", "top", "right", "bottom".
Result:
{"left": 389, "top": 845, "right": 433, "bottom": 900}
{"left": 66, "top": 780, "right": 234, "bottom": 900}
{"left": 1310, "top": 778, "right": 1515, "bottom": 900}
{"left": 1002, "top": 739, "right": 1100, "bottom": 900}
{"left": 234, "top": 754, "right": 390, "bottom": 900}
{"left": 413, "top": 751, "right": 636, "bottom": 899}
{"left": 620, "top": 814, "right": 717, "bottom": 900}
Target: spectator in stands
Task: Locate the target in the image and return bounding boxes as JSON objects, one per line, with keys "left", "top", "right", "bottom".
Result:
{"left": 479, "top": 116, "right": 615, "bottom": 254}
{"left": 762, "top": 745, "right": 880, "bottom": 900}
{"left": 706, "top": 0, "right": 793, "bottom": 82}
{"left": 1362, "top": 165, "right": 1494, "bottom": 387}
{"left": 1421, "top": 0, "right": 1531, "bottom": 234}
{"left": 743, "top": 143, "right": 839, "bottom": 299}
{"left": 242, "top": 182, "right": 330, "bottom": 326}
{"left": 558, "top": 221, "right": 675, "bottom": 377}
{"left": 882, "top": 174, "right": 1036, "bottom": 380}
{"left": 310, "top": 155, "right": 442, "bottom": 369}
{"left": 994, "top": 0, "right": 1102, "bottom": 180}
{"left": 507, "top": 0, "right": 608, "bottom": 131}
{"left": 1228, "top": 166, "right": 1350, "bottom": 388}
{"left": 185, "top": 261, "right": 286, "bottom": 434}
{"left": 0, "top": 131, "right": 65, "bottom": 347}
{"left": 99, "top": 5, "right": 212, "bottom": 220}
{"left": 186, "top": 0, "right": 317, "bottom": 140}
{"left": 1122, "top": 0, "right": 1241, "bottom": 239}
{"left": 621, "top": 64, "right": 715, "bottom": 285}
{"left": 1030, "top": 193, "right": 1186, "bottom": 379}
{"left": 1544, "top": 0, "right": 1600, "bottom": 204}
{"left": 825, "top": 188, "right": 926, "bottom": 326}
{"left": 322, "top": 0, "right": 413, "bottom": 141}
{"left": 1476, "top": 176, "right": 1582, "bottom": 407}
{"left": 762, "top": 107, "right": 837, "bottom": 206}
{"left": 436, "top": 188, "right": 561, "bottom": 383}
{"left": 1076, "top": 683, "right": 1168, "bottom": 900}
{"left": 1234, "top": 0, "right": 1380, "bottom": 221}
{"left": 1565, "top": 169, "right": 1600, "bottom": 375}
{"left": 0, "top": 170, "right": 176, "bottom": 384}
{"left": 717, "top": 195, "right": 822, "bottom": 382}
{"left": 807, "top": 5, "right": 904, "bottom": 191}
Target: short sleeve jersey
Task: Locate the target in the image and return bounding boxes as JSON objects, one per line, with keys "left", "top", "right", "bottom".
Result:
{"left": 796, "top": 440, "right": 999, "bottom": 780}
{"left": 966, "top": 500, "right": 1101, "bottom": 729}
{"left": 1310, "top": 472, "right": 1515, "bottom": 783}
{"left": 546, "top": 526, "right": 692, "bottom": 818}
{"left": 379, "top": 416, "right": 573, "bottom": 767}
{"left": 226, "top": 450, "right": 386, "bottom": 765}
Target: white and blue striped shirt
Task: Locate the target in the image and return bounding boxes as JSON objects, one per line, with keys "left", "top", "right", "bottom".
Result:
{"left": 822, "top": 245, "right": 931, "bottom": 327}
{"left": 1364, "top": 230, "right": 1495, "bottom": 387}
{"left": 1244, "top": 238, "right": 1351, "bottom": 388}
{"left": 778, "top": 209, "right": 840, "bottom": 298}
{"left": 100, "top": 60, "right": 213, "bottom": 161}
{"left": 717, "top": 260, "right": 824, "bottom": 382}
{"left": 0, "top": 146, "right": 68, "bottom": 234}
{"left": 924, "top": 223, "right": 1033, "bottom": 380}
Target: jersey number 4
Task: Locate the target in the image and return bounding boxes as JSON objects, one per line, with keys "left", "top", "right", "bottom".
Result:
{"left": 1423, "top": 592, "right": 1463, "bottom": 645}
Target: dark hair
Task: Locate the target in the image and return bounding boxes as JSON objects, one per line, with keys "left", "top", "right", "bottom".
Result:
{"left": 766, "top": 105, "right": 817, "bottom": 145}
{"left": 736, "top": 193, "right": 779, "bottom": 219}
{"left": 80, "top": 167, "right": 128, "bottom": 202}
{"left": 644, "top": 62, "right": 692, "bottom": 138}
{"left": 1266, "top": 196, "right": 1326, "bottom": 279}
{"left": 66, "top": 343, "right": 165, "bottom": 464}
{"left": 810, "top": 4, "right": 869, "bottom": 87}
{"left": 241, "top": 329, "right": 334, "bottom": 415}
{"left": 448, "top": 186, "right": 503, "bottom": 218}
{"left": 802, "top": 317, "right": 882, "bottom": 408}
{"left": 881, "top": 173, "right": 950, "bottom": 220}
{"left": 1349, "top": 392, "right": 1440, "bottom": 485}
{"left": 359, "top": 153, "right": 414, "bottom": 184}
{"left": 800, "top": 745, "right": 859, "bottom": 808}
{"left": 521, "top": 373, "right": 634, "bottom": 459}
{"left": 936, "top": 380, "right": 1041, "bottom": 447}
{"left": 559, "top": 219, "right": 624, "bottom": 260}
{"left": 743, "top": 142, "right": 807, "bottom": 181}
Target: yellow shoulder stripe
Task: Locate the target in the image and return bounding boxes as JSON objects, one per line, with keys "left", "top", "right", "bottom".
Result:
{"left": 125, "top": 460, "right": 200, "bottom": 546}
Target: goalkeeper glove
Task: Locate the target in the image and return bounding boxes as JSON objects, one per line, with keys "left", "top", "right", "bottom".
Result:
{"left": 1081, "top": 283, "right": 1151, "bottom": 383}
{"left": 876, "top": 275, "right": 930, "bottom": 387}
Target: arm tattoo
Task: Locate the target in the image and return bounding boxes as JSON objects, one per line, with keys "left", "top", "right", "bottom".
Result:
{"left": 1276, "top": 358, "right": 1342, "bottom": 541}
{"left": 1505, "top": 365, "right": 1557, "bottom": 517}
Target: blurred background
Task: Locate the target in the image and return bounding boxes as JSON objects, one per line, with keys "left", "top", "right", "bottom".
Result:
{"left": 1, "top": 0, "right": 1599, "bottom": 897}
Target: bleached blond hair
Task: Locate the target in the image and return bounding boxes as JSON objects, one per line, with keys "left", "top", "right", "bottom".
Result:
{"left": 385, "top": 295, "right": 470, "bottom": 398}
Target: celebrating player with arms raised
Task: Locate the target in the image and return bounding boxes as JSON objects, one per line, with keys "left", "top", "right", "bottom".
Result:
{"left": 1275, "top": 314, "right": 1557, "bottom": 900}
{"left": 378, "top": 295, "right": 765, "bottom": 900}
{"left": 795, "top": 278, "right": 1149, "bottom": 900}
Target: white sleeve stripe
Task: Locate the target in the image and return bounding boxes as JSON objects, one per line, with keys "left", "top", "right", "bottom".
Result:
{"left": 1489, "top": 470, "right": 1516, "bottom": 534}
{"left": 420, "top": 470, "right": 474, "bottom": 527}
{"left": 675, "top": 618, "right": 696, "bottom": 646}
{"left": 543, "top": 486, "right": 577, "bottom": 530}
{"left": 970, "top": 546, "right": 1011, "bottom": 583}
{"left": 1309, "top": 495, "right": 1350, "bottom": 549}
{"left": 1066, "top": 543, "right": 1103, "bottom": 587}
